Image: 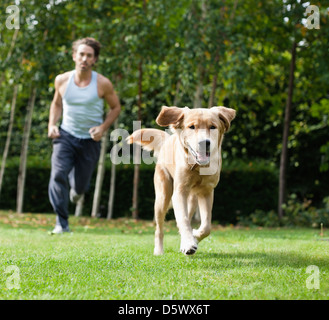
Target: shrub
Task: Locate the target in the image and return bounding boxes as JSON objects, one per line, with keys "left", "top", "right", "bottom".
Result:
{"left": 238, "top": 194, "right": 329, "bottom": 228}
{"left": 0, "top": 157, "right": 278, "bottom": 224}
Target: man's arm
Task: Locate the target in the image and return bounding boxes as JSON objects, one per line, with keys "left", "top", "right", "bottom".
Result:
{"left": 48, "top": 75, "right": 64, "bottom": 139}
{"left": 89, "top": 77, "right": 121, "bottom": 141}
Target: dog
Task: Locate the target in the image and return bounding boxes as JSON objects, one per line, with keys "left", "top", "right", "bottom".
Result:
{"left": 127, "top": 106, "right": 236, "bottom": 255}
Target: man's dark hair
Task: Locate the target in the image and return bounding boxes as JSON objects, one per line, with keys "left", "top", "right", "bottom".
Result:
{"left": 72, "top": 37, "right": 101, "bottom": 61}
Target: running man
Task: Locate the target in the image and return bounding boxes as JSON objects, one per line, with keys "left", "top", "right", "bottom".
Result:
{"left": 48, "top": 37, "right": 121, "bottom": 234}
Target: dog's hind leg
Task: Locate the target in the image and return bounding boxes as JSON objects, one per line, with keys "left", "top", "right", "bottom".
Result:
{"left": 153, "top": 167, "right": 173, "bottom": 255}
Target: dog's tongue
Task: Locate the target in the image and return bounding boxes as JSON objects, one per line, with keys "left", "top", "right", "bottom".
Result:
{"left": 197, "top": 151, "right": 210, "bottom": 165}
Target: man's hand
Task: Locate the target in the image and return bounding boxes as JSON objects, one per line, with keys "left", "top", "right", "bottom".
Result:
{"left": 89, "top": 126, "right": 104, "bottom": 141}
{"left": 48, "top": 125, "right": 60, "bottom": 139}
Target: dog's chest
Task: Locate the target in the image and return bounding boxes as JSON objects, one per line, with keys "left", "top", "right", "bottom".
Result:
{"left": 188, "top": 172, "right": 219, "bottom": 192}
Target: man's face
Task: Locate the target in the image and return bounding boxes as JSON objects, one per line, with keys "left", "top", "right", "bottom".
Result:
{"left": 73, "top": 44, "right": 97, "bottom": 72}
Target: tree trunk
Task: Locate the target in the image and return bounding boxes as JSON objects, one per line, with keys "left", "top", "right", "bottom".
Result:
{"left": 208, "top": 74, "right": 218, "bottom": 109}
{"left": 107, "top": 156, "right": 117, "bottom": 220}
{"left": 132, "top": 59, "right": 143, "bottom": 219}
{"left": 5, "top": 29, "right": 19, "bottom": 64}
{"left": 132, "top": 148, "right": 141, "bottom": 219}
{"left": 107, "top": 120, "right": 118, "bottom": 220}
{"left": 173, "top": 79, "right": 181, "bottom": 106}
{"left": 193, "top": 65, "right": 204, "bottom": 109}
{"left": 208, "top": 54, "right": 219, "bottom": 109}
{"left": 91, "top": 131, "right": 109, "bottom": 217}
{"left": 16, "top": 86, "right": 36, "bottom": 213}
{"left": 0, "top": 85, "right": 18, "bottom": 199}
{"left": 0, "top": 29, "right": 19, "bottom": 88}
{"left": 193, "top": 0, "right": 207, "bottom": 110}
{"left": 278, "top": 41, "right": 297, "bottom": 219}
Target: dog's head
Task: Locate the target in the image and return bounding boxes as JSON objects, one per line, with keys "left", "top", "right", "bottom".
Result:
{"left": 156, "top": 106, "right": 236, "bottom": 166}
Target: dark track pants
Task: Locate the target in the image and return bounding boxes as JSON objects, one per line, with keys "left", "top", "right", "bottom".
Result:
{"left": 48, "top": 128, "right": 101, "bottom": 229}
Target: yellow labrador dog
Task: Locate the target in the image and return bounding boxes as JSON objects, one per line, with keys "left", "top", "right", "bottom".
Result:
{"left": 127, "top": 106, "right": 236, "bottom": 255}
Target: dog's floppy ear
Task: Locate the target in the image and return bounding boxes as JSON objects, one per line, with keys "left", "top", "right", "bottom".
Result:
{"left": 212, "top": 106, "right": 236, "bottom": 132}
{"left": 156, "top": 106, "right": 185, "bottom": 128}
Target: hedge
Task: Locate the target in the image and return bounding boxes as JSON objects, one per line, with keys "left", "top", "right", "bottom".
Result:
{"left": 0, "top": 157, "right": 279, "bottom": 224}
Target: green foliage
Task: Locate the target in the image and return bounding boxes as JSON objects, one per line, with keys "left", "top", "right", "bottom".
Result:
{"left": 1, "top": 0, "right": 329, "bottom": 221}
{"left": 320, "top": 142, "right": 329, "bottom": 172}
{"left": 0, "top": 157, "right": 278, "bottom": 224}
{"left": 239, "top": 195, "right": 329, "bottom": 228}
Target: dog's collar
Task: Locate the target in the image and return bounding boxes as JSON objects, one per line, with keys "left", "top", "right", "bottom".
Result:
{"left": 184, "top": 144, "right": 200, "bottom": 171}
{"left": 185, "top": 144, "right": 214, "bottom": 171}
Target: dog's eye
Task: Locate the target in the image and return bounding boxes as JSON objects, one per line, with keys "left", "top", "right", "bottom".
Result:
{"left": 189, "top": 125, "right": 195, "bottom": 130}
{"left": 210, "top": 126, "right": 216, "bottom": 130}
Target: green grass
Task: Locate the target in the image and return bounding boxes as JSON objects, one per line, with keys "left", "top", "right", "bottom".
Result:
{"left": 0, "top": 211, "right": 329, "bottom": 300}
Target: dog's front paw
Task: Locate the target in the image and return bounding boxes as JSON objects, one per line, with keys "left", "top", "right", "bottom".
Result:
{"left": 180, "top": 239, "right": 198, "bottom": 255}
{"left": 154, "top": 247, "right": 164, "bottom": 256}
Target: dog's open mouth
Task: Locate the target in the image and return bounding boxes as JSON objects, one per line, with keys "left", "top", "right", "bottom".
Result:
{"left": 187, "top": 143, "right": 211, "bottom": 166}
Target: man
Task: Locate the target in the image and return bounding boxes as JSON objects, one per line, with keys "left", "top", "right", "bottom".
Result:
{"left": 48, "top": 37, "right": 121, "bottom": 234}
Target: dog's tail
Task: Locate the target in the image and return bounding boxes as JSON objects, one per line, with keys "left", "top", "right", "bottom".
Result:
{"left": 127, "top": 129, "right": 170, "bottom": 157}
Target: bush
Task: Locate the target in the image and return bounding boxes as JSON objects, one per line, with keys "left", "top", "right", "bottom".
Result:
{"left": 238, "top": 194, "right": 329, "bottom": 228}
{"left": 0, "top": 157, "right": 279, "bottom": 224}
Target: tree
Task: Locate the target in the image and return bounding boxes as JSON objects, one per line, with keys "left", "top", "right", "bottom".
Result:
{"left": 1, "top": 0, "right": 328, "bottom": 219}
{"left": 0, "top": 85, "right": 18, "bottom": 199}
{"left": 278, "top": 41, "right": 297, "bottom": 219}
{"left": 16, "top": 86, "right": 37, "bottom": 213}
{"left": 107, "top": 120, "right": 118, "bottom": 220}
{"left": 91, "top": 131, "right": 109, "bottom": 217}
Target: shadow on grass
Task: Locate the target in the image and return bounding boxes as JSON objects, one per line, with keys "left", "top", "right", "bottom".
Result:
{"left": 192, "top": 250, "right": 329, "bottom": 270}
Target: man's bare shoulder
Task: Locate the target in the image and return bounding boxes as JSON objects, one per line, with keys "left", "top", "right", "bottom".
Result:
{"left": 97, "top": 73, "right": 114, "bottom": 92}
{"left": 55, "top": 71, "right": 73, "bottom": 88}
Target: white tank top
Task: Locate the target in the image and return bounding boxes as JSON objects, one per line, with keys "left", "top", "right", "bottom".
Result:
{"left": 61, "top": 70, "right": 104, "bottom": 139}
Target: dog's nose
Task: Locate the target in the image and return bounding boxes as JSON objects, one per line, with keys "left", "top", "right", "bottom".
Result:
{"left": 199, "top": 139, "right": 211, "bottom": 149}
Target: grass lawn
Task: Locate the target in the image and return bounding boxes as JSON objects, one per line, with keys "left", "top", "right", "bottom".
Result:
{"left": 0, "top": 210, "right": 328, "bottom": 300}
